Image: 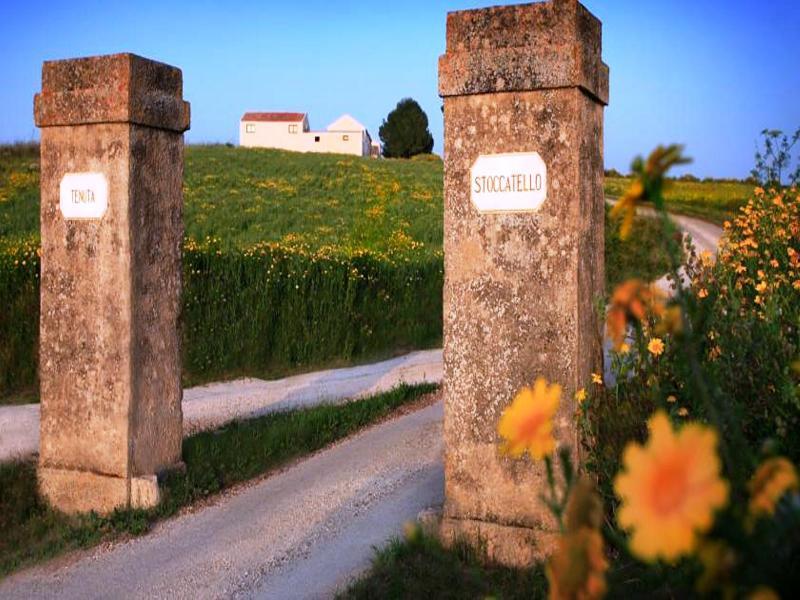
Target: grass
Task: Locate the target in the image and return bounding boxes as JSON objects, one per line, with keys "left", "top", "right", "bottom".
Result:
{"left": 604, "top": 176, "right": 752, "bottom": 225}
{"left": 0, "top": 143, "right": 443, "bottom": 253}
{"left": 0, "top": 145, "right": 444, "bottom": 398}
{"left": 0, "top": 382, "right": 437, "bottom": 577}
{"left": 604, "top": 206, "right": 672, "bottom": 292}
{"left": 0, "top": 144, "right": 673, "bottom": 402}
{"left": 339, "top": 529, "right": 547, "bottom": 600}
{"left": 184, "top": 145, "right": 443, "bottom": 253}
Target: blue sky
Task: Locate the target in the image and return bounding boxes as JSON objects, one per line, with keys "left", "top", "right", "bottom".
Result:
{"left": 1, "top": 0, "right": 798, "bottom": 177}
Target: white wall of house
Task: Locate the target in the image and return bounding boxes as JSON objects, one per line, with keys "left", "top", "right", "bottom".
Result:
{"left": 239, "top": 115, "right": 310, "bottom": 151}
{"left": 301, "top": 130, "right": 367, "bottom": 155}
{"left": 239, "top": 113, "right": 372, "bottom": 157}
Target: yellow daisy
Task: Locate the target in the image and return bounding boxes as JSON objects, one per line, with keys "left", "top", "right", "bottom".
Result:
{"left": 614, "top": 411, "right": 728, "bottom": 562}
{"left": 497, "top": 378, "right": 561, "bottom": 460}
{"left": 748, "top": 457, "right": 798, "bottom": 520}
{"left": 648, "top": 338, "right": 665, "bottom": 357}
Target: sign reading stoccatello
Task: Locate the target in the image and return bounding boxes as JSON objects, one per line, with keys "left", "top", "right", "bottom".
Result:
{"left": 469, "top": 152, "right": 547, "bottom": 213}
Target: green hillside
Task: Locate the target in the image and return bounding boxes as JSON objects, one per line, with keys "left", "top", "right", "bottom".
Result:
{"left": 1, "top": 144, "right": 443, "bottom": 255}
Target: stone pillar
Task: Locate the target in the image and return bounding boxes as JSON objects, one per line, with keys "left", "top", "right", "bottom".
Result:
{"left": 34, "top": 53, "right": 190, "bottom": 514}
{"left": 438, "top": 0, "right": 608, "bottom": 565}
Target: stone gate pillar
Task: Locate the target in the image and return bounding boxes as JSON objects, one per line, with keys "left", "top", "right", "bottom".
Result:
{"left": 438, "top": 0, "right": 608, "bottom": 564}
{"left": 34, "top": 53, "right": 190, "bottom": 514}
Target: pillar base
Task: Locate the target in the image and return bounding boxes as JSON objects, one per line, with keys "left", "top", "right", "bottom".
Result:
{"left": 38, "top": 467, "right": 163, "bottom": 514}
{"left": 440, "top": 517, "right": 558, "bottom": 567}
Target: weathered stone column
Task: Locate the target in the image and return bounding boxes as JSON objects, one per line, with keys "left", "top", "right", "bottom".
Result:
{"left": 34, "top": 53, "right": 190, "bottom": 514}
{"left": 438, "top": 0, "right": 608, "bottom": 564}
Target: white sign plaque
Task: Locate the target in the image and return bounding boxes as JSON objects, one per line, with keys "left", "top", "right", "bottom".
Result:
{"left": 470, "top": 152, "right": 547, "bottom": 213}
{"left": 59, "top": 172, "right": 108, "bottom": 220}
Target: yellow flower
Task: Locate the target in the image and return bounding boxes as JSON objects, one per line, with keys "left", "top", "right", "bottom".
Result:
{"left": 748, "top": 587, "right": 780, "bottom": 600}
{"left": 618, "top": 342, "right": 631, "bottom": 354}
{"left": 610, "top": 180, "right": 644, "bottom": 240}
{"left": 606, "top": 279, "right": 666, "bottom": 349}
{"left": 698, "top": 288, "right": 709, "bottom": 299}
{"left": 497, "top": 378, "right": 561, "bottom": 460}
{"left": 677, "top": 407, "right": 689, "bottom": 417}
{"left": 666, "top": 395, "right": 677, "bottom": 404}
{"left": 546, "top": 528, "right": 608, "bottom": 600}
{"left": 647, "top": 338, "right": 665, "bottom": 357}
{"left": 592, "top": 373, "right": 603, "bottom": 385}
{"left": 610, "top": 145, "right": 691, "bottom": 240}
{"left": 748, "top": 457, "right": 799, "bottom": 520}
{"left": 655, "top": 305, "right": 683, "bottom": 337}
{"left": 614, "top": 411, "right": 729, "bottom": 562}
{"left": 575, "top": 388, "right": 587, "bottom": 405}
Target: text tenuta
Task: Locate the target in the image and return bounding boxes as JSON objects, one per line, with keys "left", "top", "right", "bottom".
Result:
{"left": 473, "top": 173, "right": 542, "bottom": 194}
{"left": 70, "top": 189, "right": 96, "bottom": 204}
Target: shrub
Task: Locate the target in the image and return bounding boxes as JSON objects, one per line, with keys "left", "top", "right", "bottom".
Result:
{"left": 582, "top": 155, "right": 800, "bottom": 597}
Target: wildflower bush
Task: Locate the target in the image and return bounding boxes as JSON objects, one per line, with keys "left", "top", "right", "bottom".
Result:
{"left": 496, "top": 147, "right": 800, "bottom": 598}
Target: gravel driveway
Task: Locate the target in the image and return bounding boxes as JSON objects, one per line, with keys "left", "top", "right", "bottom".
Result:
{"left": 0, "top": 349, "right": 442, "bottom": 463}
{"left": 0, "top": 401, "right": 444, "bottom": 599}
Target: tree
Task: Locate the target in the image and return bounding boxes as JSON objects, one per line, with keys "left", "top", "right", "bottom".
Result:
{"left": 379, "top": 98, "right": 434, "bottom": 158}
{"left": 751, "top": 127, "right": 800, "bottom": 187}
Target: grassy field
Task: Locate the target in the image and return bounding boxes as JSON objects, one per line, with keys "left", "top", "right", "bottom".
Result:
{"left": 604, "top": 176, "right": 752, "bottom": 225}
{"left": 1, "top": 143, "right": 443, "bottom": 253}
{"left": 0, "top": 383, "right": 437, "bottom": 576}
{"left": 184, "top": 145, "right": 443, "bottom": 253}
{"left": 1, "top": 144, "right": 677, "bottom": 401}
{"left": 0, "top": 145, "right": 445, "bottom": 398}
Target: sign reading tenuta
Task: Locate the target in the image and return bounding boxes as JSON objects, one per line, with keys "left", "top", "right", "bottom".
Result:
{"left": 470, "top": 152, "right": 547, "bottom": 213}
{"left": 59, "top": 172, "right": 108, "bottom": 220}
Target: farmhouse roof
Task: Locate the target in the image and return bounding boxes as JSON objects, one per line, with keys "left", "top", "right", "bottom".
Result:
{"left": 241, "top": 112, "right": 306, "bottom": 122}
{"left": 326, "top": 114, "right": 366, "bottom": 132}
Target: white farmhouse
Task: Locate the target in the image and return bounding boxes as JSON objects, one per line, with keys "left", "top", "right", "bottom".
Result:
{"left": 239, "top": 112, "right": 376, "bottom": 157}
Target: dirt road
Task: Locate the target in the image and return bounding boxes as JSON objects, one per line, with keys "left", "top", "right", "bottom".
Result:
{"left": 0, "top": 349, "right": 442, "bottom": 463}
{"left": 0, "top": 402, "right": 444, "bottom": 599}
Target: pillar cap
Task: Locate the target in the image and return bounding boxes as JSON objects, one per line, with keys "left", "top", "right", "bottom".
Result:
{"left": 34, "top": 53, "right": 191, "bottom": 132}
{"left": 438, "top": 0, "right": 609, "bottom": 105}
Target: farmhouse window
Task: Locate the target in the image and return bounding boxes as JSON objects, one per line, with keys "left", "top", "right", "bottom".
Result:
{"left": 342, "top": 135, "right": 349, "bottom": 141}
{"left": 245, "top": 124, "right": 255, "bottom": 133}
{"left": 315, "top": 136, "right": 321, "bottom": 142}
{"left": 288, "top": 124, "right": 298, "bottom": 134}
